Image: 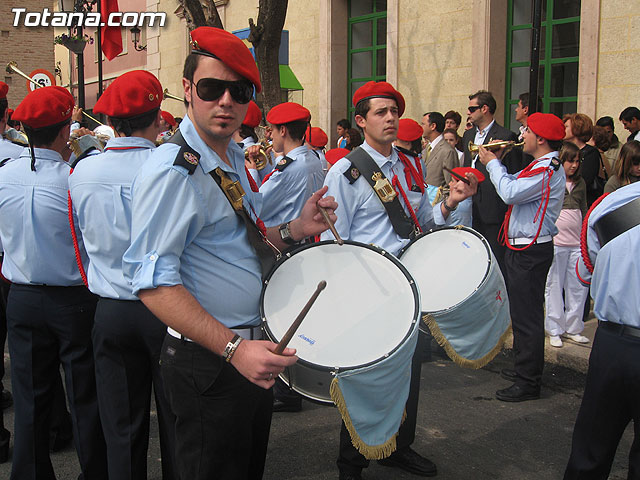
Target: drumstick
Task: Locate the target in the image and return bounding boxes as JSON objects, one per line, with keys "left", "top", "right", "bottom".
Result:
{"left": 443, "top": 166, "right": 471, "bottom": 185}
{"left": 317, "top": 204, "right": 344, "bottom": 245}
{"left": 275, "top": 280, "right": 327, "bottom": 354}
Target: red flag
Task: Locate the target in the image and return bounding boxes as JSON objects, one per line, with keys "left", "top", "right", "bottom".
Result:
{"left": 101, "top": 0, "right": 123, "bottom": 61}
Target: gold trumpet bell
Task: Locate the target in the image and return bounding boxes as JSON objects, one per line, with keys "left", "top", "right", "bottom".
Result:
{"left": 468, "top": 140, "right": 524, "bottom": 153}
{"left": 245, "top": 146, "right": 269, "bottom": 170}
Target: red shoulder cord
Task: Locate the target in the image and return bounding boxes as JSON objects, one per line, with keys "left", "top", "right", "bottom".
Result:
{"left": 396, "top": 151, "right": 425, "bottom": 194}
{"left": 244, "top": 167, "right": 267, "bottom": 236}
{"left": 67, "top": 168, "right": 89, "bottom": 287}
{"left": 579, "top": 192, "right": 610, "bottom": 274}
{"left": 499, "top": 160, "right": 555, "bottom": 251}
{"left": 391, "top": 152, "right": 428, "bottom": 234}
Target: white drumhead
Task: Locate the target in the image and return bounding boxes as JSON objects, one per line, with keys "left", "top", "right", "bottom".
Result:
{"left": 399, "top": 228, "right": 490, "bottom": 313}
{"left": 262, "top": 242, "right": 418, "bottom": 370}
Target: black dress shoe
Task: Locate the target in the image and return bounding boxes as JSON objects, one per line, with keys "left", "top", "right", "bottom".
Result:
{"left": 273, "top": 398, "right": 302, "bottom": 413}
{"left": 496, "top": 383, "right": 540, "bottom": 402}
{"left": 500, "top": 368, "right": 517, "bottom": 382}
{"left": 338, "top": 471, "right": 362, "bottom": 480}
{"left": 0, "top": 389, "right": 12, "bottom": 410}
{"left": 378, "top": 446, "right": 437, "bottom": 477}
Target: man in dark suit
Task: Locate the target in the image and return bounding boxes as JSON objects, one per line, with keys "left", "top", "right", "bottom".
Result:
{"left": 463, "top": 90, "right": 521, "bottom": 275}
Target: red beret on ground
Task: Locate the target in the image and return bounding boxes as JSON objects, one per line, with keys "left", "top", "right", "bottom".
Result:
{"left": 266, "top": 102, "right": 310, "bottom": 125}
{"left": 12, "top": 86, "right": 74, "bottom": 129}
{"left": 397, "top": 118, "right": 423, "bottom": 142}
{"left": 452, "top": 166, "right": 485, "bottom": 183}
{"left": 527, "top": 112, "right": 565, "bottom": 141}
{"left": 0, "top": 82, "right": 8, "bottom": 100}
{"left": 190, "top": 27, "right": 262, "bottom": 93}
{"left": 352, "top": 81, "right": 405, "bottom": 117}
{"left": 243, "top": 101, "right": 262, "bottom": 128}
{"left": 325, "top": 148, "right": 350, "bottom": 166}
{"left": 306, "top": 127, "right": 328, "bottom": 148}
{"left": 94, "top": 70, "right": 162, "bottom": 118}
{"left": 161, "top": 110, "right": 177, "bottom": 128}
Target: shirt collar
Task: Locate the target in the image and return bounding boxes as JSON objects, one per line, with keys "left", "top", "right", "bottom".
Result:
{"left": 429, "top": 134, "right": 443, "bottom": 148}
{"left": 105, "top": 137, "right": 156, "bottom": 150}
{"left": 476, "top": 120, "right": 495, "bottom": 138}
{"left": 360, "top": 140, "right": 397, "bottom": 169}
{"left": 285, "top": 144, "right": 308, "bottom": 159}
{"left": 19, "top": 147, "right": 64, "bottom": 163}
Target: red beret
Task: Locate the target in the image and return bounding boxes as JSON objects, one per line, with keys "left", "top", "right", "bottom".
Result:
{"left": 161, "top": 110, "right": 176, "bottom": 128}
{"left": 527, "top": 112, "right": 565, "bottom": 141}
{"left": 243, "top": 100, "right": 262, "bottom": 128}
{"left": 13, "top": 86, "right": 74, "bottom": 129}
{"left": 0, "top": 82, "right": 7, "bottom": 100}
{"left": 266, "top": 102, "right": 310, "bottom": 125}
{"left": 452, "top": 166, "right": 485, "bottom": 183}
{"left": 190, "top": 27, "right": 262, "bottom": 93}
{"left": 306, "top": 127, "right": 328, "bottom": 148}
{"left": 397, "top": 118, "right": 423, "bottom": 142}
{"left": 325, "top": 148, "right": 350, "bottom": 166}
{"left": 352, "top": 81, "right": 405, "bottom": 117}
{"left": 94, "top": 70, "right": 162, "bottom": 118}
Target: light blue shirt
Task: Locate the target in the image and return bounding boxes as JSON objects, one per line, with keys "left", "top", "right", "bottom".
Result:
{"left": 0, "top": 138, "right": 24, "bottom": 162}
{"left": 0, "top": 148, "right": 87, "bottom": 285}
{"left": 577, "top": 182, "right": 640, "bottom": 327}
{"left": 69, "top": 137, "right": 156, "bottom": 300}
{"left": 259, "top": 144, "right": 324, "bottom": 227}
{"left": 485, "top": 152, "right": 565, "bottom": 239}
{"left": 321, "top": 141, "right": 460, "bottom": 256}
{"left": 122, "top": 114, "right": 264, "bottom": 329}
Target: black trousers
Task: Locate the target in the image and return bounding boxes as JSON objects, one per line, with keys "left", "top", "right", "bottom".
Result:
{"left": 472, "top": 219, "right": 507, "bottom": 279}
{"left": 7, "top": 284, "right": 107, "bottom": 480}
{"left": 564, "top": 324, "right": 640, "bottom": 479}
{"left": 337, "top": 332, "right": 427, "bottom": 473}
{"left": 505, "top": 242, "right": 554, "bottom": 390}
{"left": 93, "top": 298, "right": 176, "bottom": 480}
{"left": 160, "top": 334, "right": 273, "bottom": 480}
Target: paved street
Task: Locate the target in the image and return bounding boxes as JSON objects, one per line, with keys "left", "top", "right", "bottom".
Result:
{"left": 0, "top": 347, "right": 634, "bottom": 479}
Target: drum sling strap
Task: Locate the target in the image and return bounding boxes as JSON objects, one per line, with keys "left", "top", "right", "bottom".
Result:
{"left": 593, "top": 196, "right": 640, "bottom": 247}
{"left": 169, "top": 130, "right": 277, "bottom": 278}
{"left": 344, "top": 147, "right": 416, "bottom": 239}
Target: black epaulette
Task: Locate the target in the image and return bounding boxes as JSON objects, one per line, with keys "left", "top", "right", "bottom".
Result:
{"left": 550, "top": 157, "right": 561, "bottom": 171}
{"left": 343, "top": 162, "right": 361, "bottom": 184}
{"left": 169, "top": 130, "right": 200, "bottom": 175}
{"left": 274, "top": 155, "right": 293, "bottom": 172}
{"left": 0, "top": 158, "right": 11, "bottom": 168}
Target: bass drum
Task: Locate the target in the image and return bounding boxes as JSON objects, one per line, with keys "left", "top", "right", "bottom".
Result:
{"left": 261, "top": 241, "right": 420, "bottom": 404}
{"left": 398, "top": 226, "right": 510, "bottom": 368}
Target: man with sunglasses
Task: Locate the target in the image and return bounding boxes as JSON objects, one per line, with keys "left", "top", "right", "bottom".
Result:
{"left": 122, "top": 27, "right": 337, "bottom": 480}
{"left": 462, "top": 90, "right": 522, "bottom": 277}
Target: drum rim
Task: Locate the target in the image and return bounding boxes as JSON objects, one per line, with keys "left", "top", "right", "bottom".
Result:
{"left": 398, "top": 226, "right": 492, "bottom": 315}
{"left": 260, "top": 239, "right": 421, "bottom": 374}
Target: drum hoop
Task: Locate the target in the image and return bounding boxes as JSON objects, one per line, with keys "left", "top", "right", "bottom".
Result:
{"left": 260, "top": 239, "right": 421, "bottom": 373}
{"left": 398, "top": 226, "right": 493, "bottom": 315}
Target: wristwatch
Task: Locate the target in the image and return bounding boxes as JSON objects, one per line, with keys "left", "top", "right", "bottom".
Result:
{"left": 443, "top": 198, "right": 457, "bottom": 212}
{"left": 278, "top": 221, "right": 297, "bottom": 245}
{"left": 222, "top": 334, "right": 243, "bottom": 363}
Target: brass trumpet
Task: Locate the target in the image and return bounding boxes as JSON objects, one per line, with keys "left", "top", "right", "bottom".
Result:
{"left": 468, "top": 140, "right": 524, "bottom": 154}
{"left": 6, "top": 61, "right": 104, "bottom": 126}
{"left": 245, "top": 142, "right": 270, "bottom": 170}
{"left": 163, "top": 88, "right": 183, "bottom": 102}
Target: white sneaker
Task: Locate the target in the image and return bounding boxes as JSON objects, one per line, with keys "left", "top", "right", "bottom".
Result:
{"left": 549, "top": 335, "right": 563, "bottom": 348}
{"left": 564, "top": 333, "right": 590, "bottom": 344}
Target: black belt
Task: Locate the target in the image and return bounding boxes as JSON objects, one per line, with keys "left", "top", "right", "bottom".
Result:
{"left": 599, "top": 320, "right": 640, "bottom": 339}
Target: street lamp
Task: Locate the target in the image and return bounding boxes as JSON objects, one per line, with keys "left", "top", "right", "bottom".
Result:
{"left": 130, "top": 27, "right": 147, "bottom": 51}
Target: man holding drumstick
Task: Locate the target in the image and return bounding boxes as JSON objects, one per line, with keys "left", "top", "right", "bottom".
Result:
{"left": 122, "top": 27, "right": 337, "bottom": 480}
{"left": 322, "top": 81, "right": 478, "bottom": 480}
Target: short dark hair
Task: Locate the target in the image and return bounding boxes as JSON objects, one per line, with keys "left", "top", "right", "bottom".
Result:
{"left": 469, "top": 90, "right": 496, "bottom": 115}
{"left": 425, "top": 112, "right": 445, "bottom": 133}
{"left": 109, "top": 108, "right": 159, "bottom": 137}
{"left": 518, "top": 92, "right": 542, "bottom": 114}
{"left": 337, "top": 118, "right": 351, "bottom": 130}
{"left": 274, "top": 120, "right": 308, "bottom": 142}
{"left": 238, "top": 124, "right": 258, "bottom": 143}
{"left": 0, "top": 98, "right": 7, "bottom": 119}
{"left": 182, "top": 53, "right": 202, "bottom": 107}
{"left": 354, "top": 99, "right": 371, "bottom": 120}
{"left": 596, "top": 116, "right": 615, "bottom": 130}
{"left": 547, "top": 139, "right": 563, "bottom": 152}
{"left": 444, "top": 110, "right": 462, "bottom": 127}
{"left": 23, "top": 120, "right": 70, "bottom": 147}
{"left": 559, "top": 141, "right": 582, "bottom": 179}
{"left": 619, "top": 107, "right": 640, "bottom": 122}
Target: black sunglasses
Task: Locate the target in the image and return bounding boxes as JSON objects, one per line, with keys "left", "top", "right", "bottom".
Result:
{"left": 194, "top": 78, "right": 254, "bottom": 104}
{"left": 468, "top": 105, "right": 482, "bottom": 112}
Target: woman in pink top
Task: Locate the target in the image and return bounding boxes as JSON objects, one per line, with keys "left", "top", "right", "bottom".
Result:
{"left": 544, "top": 141, "right": 590, "bottom": 347}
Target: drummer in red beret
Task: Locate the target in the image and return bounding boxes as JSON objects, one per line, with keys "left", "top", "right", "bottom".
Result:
{"left": 304, "top": 126, "right": 329, "bottom": 172}
{"left": 233, "top": 100, "right": 269, "bottom": 178}
{"left": 68, "top": 69, "right": 177, "bottom": 479}
{"left": 394, "top": 118, "right": 425, "bottom": 177}
{"left": 478, "top": 112, "right": 566, "bottom": 403}
{"left": 121, "top": 26, "right": 337, "bottom": 480}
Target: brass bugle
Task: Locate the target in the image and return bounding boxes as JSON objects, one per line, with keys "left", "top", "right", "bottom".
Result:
{"left": 6, "top": 61, "right": 104, "bottom": 126}
{"left": 468, "top": 140, "right": 524, "bottom": 154}
{"left": 245, "top": 145, "right": 269, "bottom": 170}
{"left": 163, "top": 88, "right": 183, "bottom": 102}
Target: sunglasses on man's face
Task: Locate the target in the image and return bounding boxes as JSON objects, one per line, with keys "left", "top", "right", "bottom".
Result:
{"left": 194, "top": 78, "right": 254, "bottom": 104}
{"left": 468, "top": 105, "right": 482, "bottom": 113}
